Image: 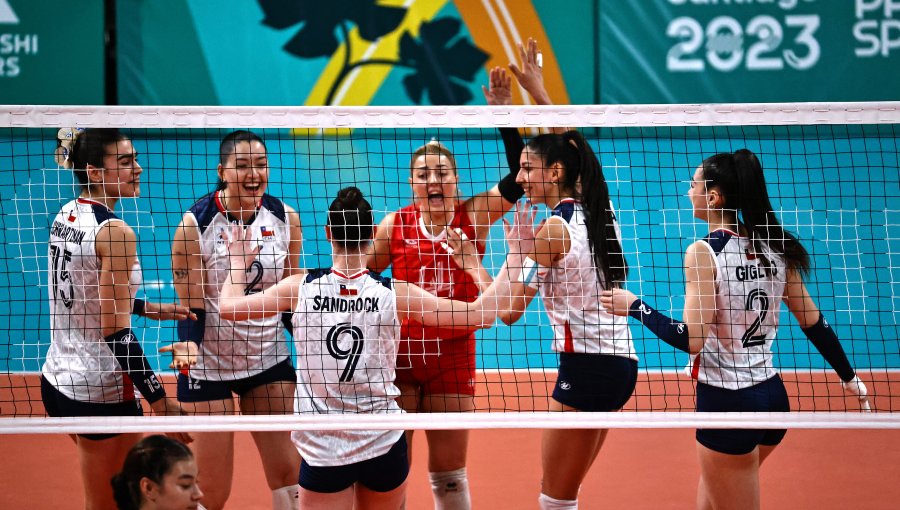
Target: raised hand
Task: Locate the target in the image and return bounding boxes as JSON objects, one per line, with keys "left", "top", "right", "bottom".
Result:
{"left": 225, "top": 223, "right": 260, "bottom": 270}
{"left": 482, "top": 66, "right": 512, "bottom": 106}
{"left": 508, "top": 37, "right": 550, "bottom": 104}
{"left": 503, "top": 200, "right": 539, "bottom": 257}
{"left": 441, "top": 228, "right": 481, "bottom": 273}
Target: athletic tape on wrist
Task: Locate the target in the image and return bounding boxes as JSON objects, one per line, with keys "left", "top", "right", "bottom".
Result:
{"left": 519, "top": 257, "right": 547, "bottom": 290}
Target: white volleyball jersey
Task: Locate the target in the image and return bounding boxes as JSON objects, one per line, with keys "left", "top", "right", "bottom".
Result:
{"left": 538, "top": 200, "right": 635, "bottom": 359}
{"left": 689, "top": 229, "right": 787, "bottom": 389}
{"left": 42, "top": 198, "right": 142, "bottom": 403}
{"left": 290, "top": 268, "right": 404, "bottom": 467}
{"left": 189, "top": 191, "right": 292, "bottom": 380}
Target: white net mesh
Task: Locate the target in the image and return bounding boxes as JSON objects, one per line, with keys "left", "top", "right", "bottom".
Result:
{"left": 1, "top": 103, "right": 898, "bottom": 434}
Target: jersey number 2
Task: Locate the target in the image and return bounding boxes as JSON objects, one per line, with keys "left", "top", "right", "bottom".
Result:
{"left": 326, "top": 322, "right": 364, "bottom": 382}
{"left": 741, "top": 289, "right": 770, "bottom": 348}
{"left": 244, "top": 260, "right": 264, "bottom": 295}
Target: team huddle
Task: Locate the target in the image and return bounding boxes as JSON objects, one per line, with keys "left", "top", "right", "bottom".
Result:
{"left": 41, "top": 40, "right": 871, "bottom": 510}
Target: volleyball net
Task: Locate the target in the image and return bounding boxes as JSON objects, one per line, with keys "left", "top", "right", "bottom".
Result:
{"left": 0, "top": 103, "right": 898, "bottom": 434}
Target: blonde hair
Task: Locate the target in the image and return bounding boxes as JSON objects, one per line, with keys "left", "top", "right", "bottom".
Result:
{"left": 410, "top": 140, "right": 457, "bottom": 174}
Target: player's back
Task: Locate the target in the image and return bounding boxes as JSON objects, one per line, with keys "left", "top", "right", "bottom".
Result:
{"left": 540, "top": 199, "right": 635, "bottom": 358}
{"left": 693, "top": 229, "right": 787, "bottom": 389}
{"left": 291, "top": 268, "right": 404, "bottom": 466}
{"left": 43, "top": 198, "right": 141, "bottom": 402}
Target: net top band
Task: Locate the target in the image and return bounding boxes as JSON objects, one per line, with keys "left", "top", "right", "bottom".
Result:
{"left": 2, "top": 102, "right": 900, "bottom": 129}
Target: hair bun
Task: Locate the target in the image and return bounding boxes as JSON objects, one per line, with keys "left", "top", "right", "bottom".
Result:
{"left": 336, "top": 186, "right": 363, "bottom": 208}
{"left": 54, "top": 127, "right": 84, "bottom": 169}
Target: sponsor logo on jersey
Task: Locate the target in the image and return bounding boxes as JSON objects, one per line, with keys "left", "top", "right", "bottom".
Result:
{"left": 339, "top": 284, "right": 358, "bottom": 296}
{"left": 558, "top": 381, "right": 571, "bottom": 390}
{"left": 638, "top": 303, "right": 652, "bottom": 315}
{"left": 677, "top": 323, "right": 686, "bottom": 334}
{"left": 404, "top": 239, "right": 418, "bottom": 246}
{"left": 121, "top": 332, "right": 136, "bottom": 345}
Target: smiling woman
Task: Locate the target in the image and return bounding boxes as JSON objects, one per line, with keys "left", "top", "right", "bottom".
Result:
{"left": 365, "top": 132, "right": 524, "bottom": 508}
{"left": 164, "top": 130, "right": 304, "bottom": 510}
{"left": 42, "top": 128, "right": 194, "bottom": 510}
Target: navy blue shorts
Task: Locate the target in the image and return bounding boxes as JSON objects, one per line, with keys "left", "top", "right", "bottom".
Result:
{"left": 177, "top": 358, "right": 297, "bottom": 403}
{"left": 299, "top": 434, "right": 409, "bottom": 493}
{"left": 696, "top": 375, "right": 791, "bottom": 455}
{"left": 552, "top": 353, "right": 638, "bottom": 412}
{"left": 40, "top": 375, "right": 142, "bottom": 441}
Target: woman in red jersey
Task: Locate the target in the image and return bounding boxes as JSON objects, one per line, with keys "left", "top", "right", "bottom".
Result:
{"left": 365, "top": 67, "right": 545, "bottom": 509}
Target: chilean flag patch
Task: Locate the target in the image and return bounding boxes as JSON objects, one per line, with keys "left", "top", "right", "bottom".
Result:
{"left": 340, "top": 284, "right": 358, "bottom": 296}
{"left": 260, "top": 226, "right": 275, "bottom": 237}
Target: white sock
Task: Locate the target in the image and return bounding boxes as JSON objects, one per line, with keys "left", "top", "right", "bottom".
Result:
{"left": 429, "top": 468, "right": 471, "bottom": 510}
{"left": 539, "top": 493, "right": 578, "bottom": 510}
{"left": 271, "top": 483, "right": 299, "bottom": 510}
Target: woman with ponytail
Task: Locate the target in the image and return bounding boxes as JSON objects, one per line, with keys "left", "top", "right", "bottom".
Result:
{"left": 494, "top": 129, "right": 636, "bottom": 510}
{"left": 111, "top": 435, "right": 203, "bottom": 510}
{"left": 601, "top": 149, "right": 871, "bottom": 510}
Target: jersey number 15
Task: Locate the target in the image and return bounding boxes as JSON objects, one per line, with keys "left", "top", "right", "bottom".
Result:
{"left": 50, "top": 245, "right": 74, "bottom": 309}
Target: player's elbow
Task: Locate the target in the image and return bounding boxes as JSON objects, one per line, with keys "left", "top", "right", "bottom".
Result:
{"left": 216, "top": 299, "right": 243, "bottom": 322}
{"left": 498, "top": 309, "right": 521, "bottom": 326}
{"left": 688, "top": 337, "right": 703, "bottom": 355}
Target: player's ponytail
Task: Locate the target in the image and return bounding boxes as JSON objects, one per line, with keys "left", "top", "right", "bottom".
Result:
{"left": 702, "top": 149, "right": 810, "bottom": 275}
{"left": 328, "top": 186, "right": 374, "bottom": 249}
{"left": 110, "top": 435, "right": 194, "bottom": 510}
{"left": 526, "top": 131, "right": 627, "bottom": 287}
{"left": 57, "top": 128, "right": 128, "bottom": 187}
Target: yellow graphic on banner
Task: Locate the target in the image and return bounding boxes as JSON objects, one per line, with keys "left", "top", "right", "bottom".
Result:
{"left": 295, "top": 0, "right": 448, "bottom": 136}
{"left": 293, "top": 0, "right": 567, "bottom": 136}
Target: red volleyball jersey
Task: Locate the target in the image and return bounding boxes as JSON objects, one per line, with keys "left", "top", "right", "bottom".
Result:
{"left": 389, "top": 202, "right": 484, "bottom": 344}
